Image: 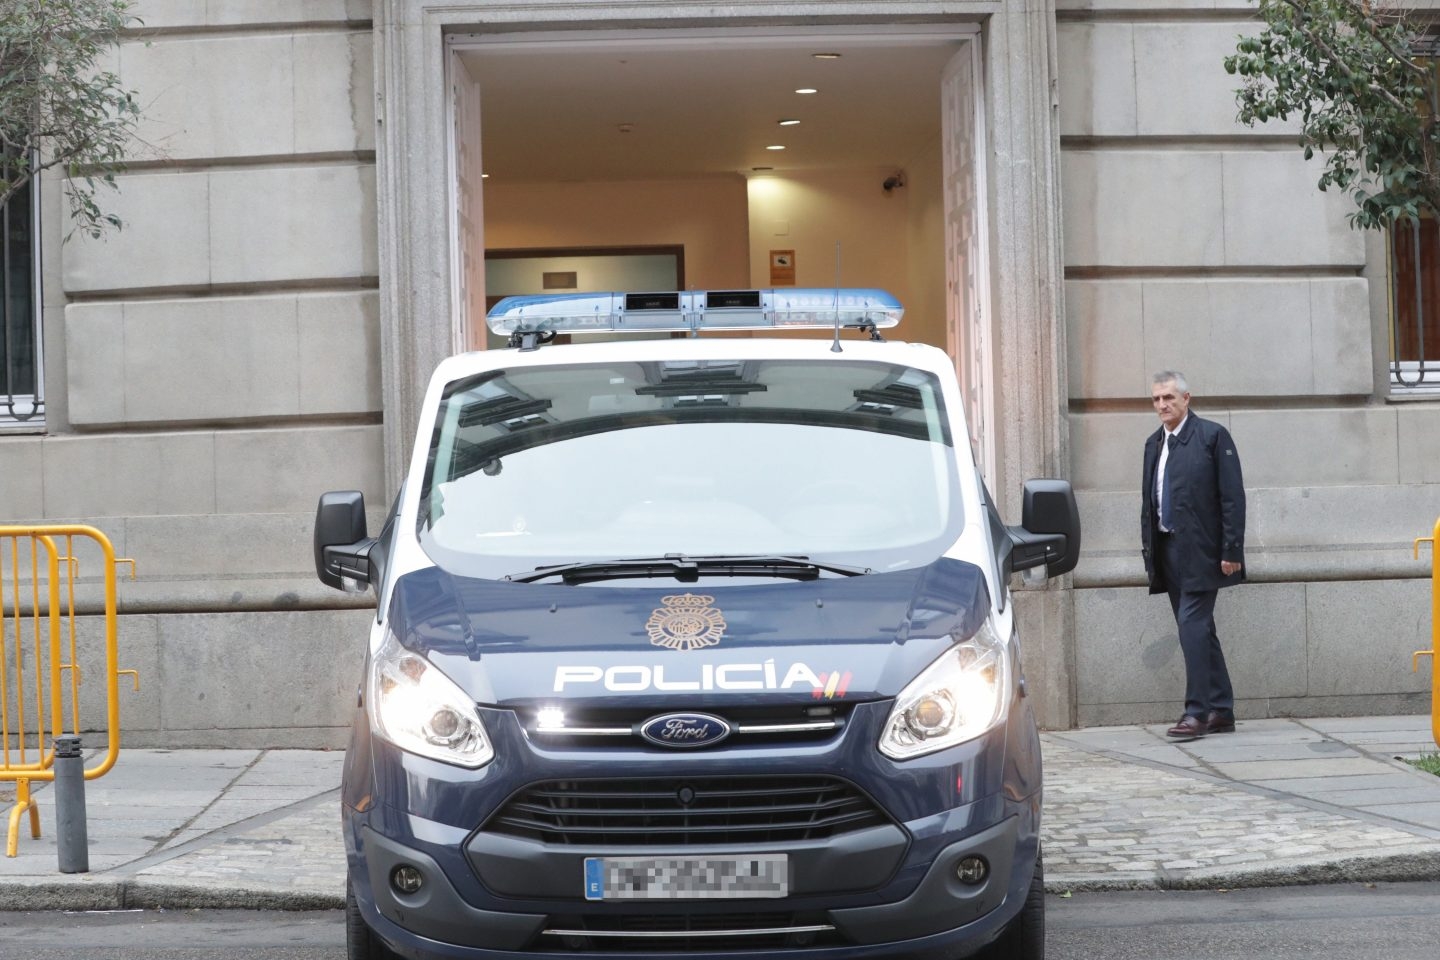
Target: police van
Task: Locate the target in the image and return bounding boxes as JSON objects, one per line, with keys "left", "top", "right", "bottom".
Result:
{"left": 314, "top": 288, "right": 1080, "bottom": 960}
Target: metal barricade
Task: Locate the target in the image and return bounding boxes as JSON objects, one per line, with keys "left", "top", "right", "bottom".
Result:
{"left": 1416, "top": 517, "right": 1440, "bottom": 750}
{"left": 0, "top": 525, "right": 137, "bottom": 856}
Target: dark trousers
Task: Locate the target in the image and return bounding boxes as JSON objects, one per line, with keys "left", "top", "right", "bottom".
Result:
{"left": 1159, "top": 532, "right": 1234, "bottom": 719}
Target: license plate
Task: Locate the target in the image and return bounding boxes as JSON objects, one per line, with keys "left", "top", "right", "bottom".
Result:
{"left": 583, "top": 855, "right": 789, "bottom": 901}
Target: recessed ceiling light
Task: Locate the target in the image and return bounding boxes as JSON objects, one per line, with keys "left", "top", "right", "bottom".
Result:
{"left": 778, "top": 119, "right": 801, "bottom": 126}
{"left": 812, "top": 52, "right": 841, "bottom": 59}
{"left": 795, "top": 88, "right": 818, "bottom": 95}
{"left": 766, "top": 145, "right": 786, "bottom": 151}
{"left": 481, "top": 173, "right": 489, "bottom": 178}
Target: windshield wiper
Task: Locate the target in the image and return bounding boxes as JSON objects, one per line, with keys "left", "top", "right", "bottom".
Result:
{"left": 505, "top": 553, "right": 871, "bottom": 585}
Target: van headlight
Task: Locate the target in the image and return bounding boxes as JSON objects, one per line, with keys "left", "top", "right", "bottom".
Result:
{"left": 368, "top": 631, "right": 494, "bottom": 768}
{"left": 879, "top": 618, "right": 1011, "bottom": 760}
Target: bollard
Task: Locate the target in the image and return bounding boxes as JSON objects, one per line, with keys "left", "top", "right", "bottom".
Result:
{"left": 1416, "top": 518, "right": 1440, "bottom": 750}
{"left": 52, "top": 735, "right": 89, "bottom": 873}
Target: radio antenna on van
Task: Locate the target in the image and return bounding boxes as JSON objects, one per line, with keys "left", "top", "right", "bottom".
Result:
{"left": 830, "top": 242, "right": 843, "bottom": 353}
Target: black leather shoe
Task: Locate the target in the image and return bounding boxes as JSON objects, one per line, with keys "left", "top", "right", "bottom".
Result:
{"left": 1205, "top": 711, "right": 1236, "bottom": 734}
{"left": 1166, "top": 715, "right": 1208, "bottom": 739}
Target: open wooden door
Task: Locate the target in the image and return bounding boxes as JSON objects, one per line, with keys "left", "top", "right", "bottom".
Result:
{"left": 941, "top": 38, "right": 995, "bottom": 490}
{"left": 449, "top": 51, "right": 486, "bottom": 352}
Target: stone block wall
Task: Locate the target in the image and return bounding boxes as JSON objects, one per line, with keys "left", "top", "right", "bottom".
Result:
{"left": 5, "top": 0, "right": 383, "bottom": 748}
{"left": 1056, "top": 0, "right": 1440, "bottom": 725}
{"left": 10, "top": 0, "right": 1436, "bottom": 745}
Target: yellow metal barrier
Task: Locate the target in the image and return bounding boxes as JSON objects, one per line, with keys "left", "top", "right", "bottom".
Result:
{"left": 1416, "top": 517, "right": 1440, "bottom": 750}
{"left": 0, "top": 525, "right": 136, "bottom": 856}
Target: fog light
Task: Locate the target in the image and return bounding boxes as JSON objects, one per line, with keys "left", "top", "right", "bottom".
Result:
{"left": 956, "top": 855, "right": 988, "bottom": 885}
{"left": 391, "top": 865, "right": 424, "bottom": 894}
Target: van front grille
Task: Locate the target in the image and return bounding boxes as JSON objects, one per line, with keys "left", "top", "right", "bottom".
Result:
{"left": 522, "top": 703, "right": 848, "bottom": 747}
{"left": 483, "top": 775, "right": 887, "bottom": 846}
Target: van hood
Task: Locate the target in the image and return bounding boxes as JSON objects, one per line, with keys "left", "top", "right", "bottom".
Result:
{"left": 385, "top": 557, "right": 991, "bottom": 708}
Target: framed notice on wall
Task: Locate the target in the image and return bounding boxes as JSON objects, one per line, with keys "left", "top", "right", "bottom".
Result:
{"left": 769, "top": 250, "right": 796, "bottom": 286}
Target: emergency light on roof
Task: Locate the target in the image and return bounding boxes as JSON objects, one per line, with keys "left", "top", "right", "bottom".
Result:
{"left": 485, "top": 288, "right": 903, "bottom": 338}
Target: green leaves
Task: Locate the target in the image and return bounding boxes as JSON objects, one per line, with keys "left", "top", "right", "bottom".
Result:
{"left": 1228, "top": 0, "right": 1440, "bottom": 231}
{"left": 0, "top": 0, "right": 141, "bottom": 239}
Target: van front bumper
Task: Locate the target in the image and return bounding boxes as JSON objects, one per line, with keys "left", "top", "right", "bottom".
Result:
{"left": 355, "top": 811, "right": 1029, "bottom": 960}
{"left": 343, "top": 699, "right": 1042, "bottom": 960}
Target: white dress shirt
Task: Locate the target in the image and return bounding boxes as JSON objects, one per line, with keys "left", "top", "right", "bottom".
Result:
{"left": 1156, "top": 414, "right": 1188, "bottom": 533}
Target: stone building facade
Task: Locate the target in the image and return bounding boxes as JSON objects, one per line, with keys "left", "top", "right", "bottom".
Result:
{"left": 1, "top": 0, "right": 1434, "bottom": 746}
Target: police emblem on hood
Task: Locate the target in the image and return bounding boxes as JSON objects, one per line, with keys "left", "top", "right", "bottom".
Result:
{"left": 646, "top": 593, "right": 726, "bottom": 651}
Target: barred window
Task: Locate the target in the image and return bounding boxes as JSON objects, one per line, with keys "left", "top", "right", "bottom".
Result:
{"left": 1388, "top": 217, "right": 1440, "bottom": 390}
{"left": 1, "top": 178, "right": 43, "bottom": 427}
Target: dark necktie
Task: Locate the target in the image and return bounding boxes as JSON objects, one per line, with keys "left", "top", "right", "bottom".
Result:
{"left": 1160, "top": 434, "right": 1177, "bottom": 530}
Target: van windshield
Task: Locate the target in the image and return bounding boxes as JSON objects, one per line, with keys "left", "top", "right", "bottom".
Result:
{"left": 416, "top": 357, "right": 965, "bottom": 579}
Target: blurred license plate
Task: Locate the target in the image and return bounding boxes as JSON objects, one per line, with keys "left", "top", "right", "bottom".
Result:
{"left": 583, "top": 855, "right": 788, "bottom": 901}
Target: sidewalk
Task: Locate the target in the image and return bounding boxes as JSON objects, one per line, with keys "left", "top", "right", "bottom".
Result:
{"left": 1044, "top": 714, "right": 1440, "bottom": 890}
{"left": 1, "top": 716, "right": 1438, "bottom": 910}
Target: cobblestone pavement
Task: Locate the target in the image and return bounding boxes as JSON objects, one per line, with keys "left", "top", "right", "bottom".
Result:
{"left": 1, "top": 716, "right": 1438, "bottom": 909}
{"left": 1042, "top": 737, "right": 1440, "bottom": 890}
{"left": 117, "top": 793, "right": 346, "bottom": 909}
{"left": 0, "top": 749, "right": 348, "bottom": 910}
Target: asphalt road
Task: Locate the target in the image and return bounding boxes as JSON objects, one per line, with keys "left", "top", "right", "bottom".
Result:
{"left": 0, "top": 883, "right": 1437, "bottom": 959}
{"left": 0, "top": 907, "right": 341, "bottom": 959}
{"left": 1048, "top": 881, "right": 1440, "bottom": 960}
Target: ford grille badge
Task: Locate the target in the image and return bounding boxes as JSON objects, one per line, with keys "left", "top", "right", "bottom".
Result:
{"left": 639, "top": 712, "right": 732, "bottom": 748}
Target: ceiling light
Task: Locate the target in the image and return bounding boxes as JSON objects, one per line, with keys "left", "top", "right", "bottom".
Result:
{"left": 766, "top": 145, "right": 786, "bottom": 151}
{"left": 481, "top": 173, "right": 489, "bottom": 179}
{"left": 778, "top": 119, "right": 800, "bottom": 126}
{"left": 812, "top": 53, "right": 841, "bottom": 59}
{"left": 795, "top": 88, "right": 818, "bottom": 95}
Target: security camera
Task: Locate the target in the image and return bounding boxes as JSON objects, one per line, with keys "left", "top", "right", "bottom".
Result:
{"left": 882, "top": 173, "right": 906, "bottom": 193}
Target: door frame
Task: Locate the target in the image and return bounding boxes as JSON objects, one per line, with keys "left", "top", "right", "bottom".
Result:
{"left": 374, "top": 0, "right": 1068, "bottom": 509}
{"left": 373, "top": 0, "right": 1073, "bottom": 727}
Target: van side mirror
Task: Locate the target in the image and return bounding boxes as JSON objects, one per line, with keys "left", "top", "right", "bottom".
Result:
{"left": 315, "top": 490, "right": 376, "bottom": 591}
{"left": 1006, "top": 478, "right": 1081, "bottom": 579}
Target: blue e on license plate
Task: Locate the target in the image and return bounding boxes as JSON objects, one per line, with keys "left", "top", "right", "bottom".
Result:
{"left": 583, "top": 855, "right": 788, "bottom": 901}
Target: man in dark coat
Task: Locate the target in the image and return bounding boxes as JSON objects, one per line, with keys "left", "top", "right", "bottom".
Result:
{"left": 1141, "top": 370, "right": 1246, "bottom": 739}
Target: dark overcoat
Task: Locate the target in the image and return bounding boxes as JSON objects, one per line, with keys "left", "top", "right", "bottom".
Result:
{"left": 1140, "top": 414, "right": 1246, "bottom": 595}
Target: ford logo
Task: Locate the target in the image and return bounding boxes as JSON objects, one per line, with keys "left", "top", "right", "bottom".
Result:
{"left": 639, "top": 713, "right": 732, "bottom": 749}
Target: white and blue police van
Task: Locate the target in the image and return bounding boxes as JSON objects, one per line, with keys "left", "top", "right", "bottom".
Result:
{"left": 314, "top": 288, "right": 1080, "bottom": 960}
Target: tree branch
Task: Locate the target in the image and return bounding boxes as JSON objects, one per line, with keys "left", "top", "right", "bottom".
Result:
{"left": 1275, "top": 0, "right": 1414, "bottom": 112}
{"left": 1340, "top": 0, "right": 1430, "bottom": 79}
{"left": 0, "top": 0, "right": 141, "bottom": 237}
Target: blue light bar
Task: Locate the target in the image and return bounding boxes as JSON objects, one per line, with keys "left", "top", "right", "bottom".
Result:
{"left": 485, "top": 288, "right": 903, "bottom": 337}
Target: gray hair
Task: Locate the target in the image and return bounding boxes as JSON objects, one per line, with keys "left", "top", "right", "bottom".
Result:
{"left": 1151, "top": 370, "right": 1189, "bottom": 394}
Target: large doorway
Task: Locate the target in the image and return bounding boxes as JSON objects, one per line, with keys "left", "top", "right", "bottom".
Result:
{"left": 445, "top": 26, "right": 996, "bottom": 484}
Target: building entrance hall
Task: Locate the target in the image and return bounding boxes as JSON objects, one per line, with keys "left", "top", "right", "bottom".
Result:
{"left": 446, "top": 27, "right": 997, "bottom": 481}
